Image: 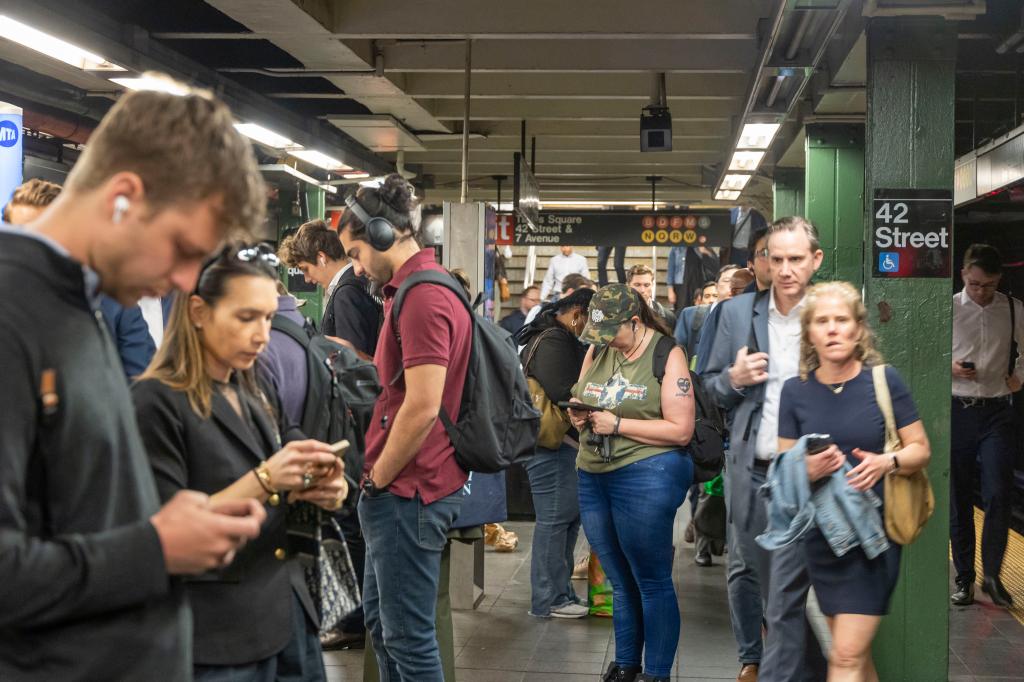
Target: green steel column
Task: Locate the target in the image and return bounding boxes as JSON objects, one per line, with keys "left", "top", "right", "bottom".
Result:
{"left": 804, "top": 124, "right": 864, "bottom": 286}
{"left": 306, "top": 184, "right": 326, "bottom": 222}
{"left": 865, "top": 16, "right": 956, "bottom": 682}
{"left": 772, "top": 168, "right": 805, "bottom": 222}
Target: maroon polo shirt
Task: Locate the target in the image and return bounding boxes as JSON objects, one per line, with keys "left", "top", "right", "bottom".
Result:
{"left": 363, "top": 248, "right": 470, "bottom": 503}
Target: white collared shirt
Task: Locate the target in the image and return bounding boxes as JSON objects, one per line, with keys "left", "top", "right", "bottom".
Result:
{"left": 539, "top": 253, "right": 590, "bottom": 299}
{"left": 952, "top": 290, "right": 1024, "bottom": 398}
{"left": 323, "top": 262, "right": 353, "bottom": 311}
{"left": 138, "top": 296, "right": 165, "bottom": 348}
{"left": 755, "top": 288, "right": 806, "bottom": 460}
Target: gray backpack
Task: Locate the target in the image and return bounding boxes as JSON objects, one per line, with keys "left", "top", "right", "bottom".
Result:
{"left": 391, "top": 270, "right": 541, "bottom": 473}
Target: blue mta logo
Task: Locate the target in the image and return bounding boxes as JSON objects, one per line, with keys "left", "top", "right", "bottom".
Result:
{"left": 878, "top": 252, "right": 899, "bottom": 273}
{"left": 0, "top": 121, "right": 19, "bottom": 148}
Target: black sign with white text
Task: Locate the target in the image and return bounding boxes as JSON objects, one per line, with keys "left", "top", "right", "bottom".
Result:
{"left": 871, "top": 189, "right": 952, "bottom": 278}
{"left": 514, "top": 210, "right": 732, "bottom": 247}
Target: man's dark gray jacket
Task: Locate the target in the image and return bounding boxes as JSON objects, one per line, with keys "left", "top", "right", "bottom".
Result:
{"left": 0, "top": 232, "right": 188, "bottom": 681}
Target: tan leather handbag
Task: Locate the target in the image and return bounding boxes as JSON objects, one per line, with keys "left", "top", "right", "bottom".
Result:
{"left": 523, "top": 329, "right": 572, "bottom": 450}
{"left": 873, "top": 364, "right": 934, "bottom": 545}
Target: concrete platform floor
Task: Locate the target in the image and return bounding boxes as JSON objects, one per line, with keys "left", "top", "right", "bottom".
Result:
{"left": 325, "top": 513, "right": 1024, "bottom": 681}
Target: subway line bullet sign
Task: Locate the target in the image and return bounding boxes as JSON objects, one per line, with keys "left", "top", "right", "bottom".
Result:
{"left": 871, "top": 189, "right": 952, "bottom": 279}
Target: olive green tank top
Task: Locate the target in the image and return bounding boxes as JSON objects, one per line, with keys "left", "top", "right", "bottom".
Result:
{"left": 573, "top": 331, "right": 669, "bottom": 473}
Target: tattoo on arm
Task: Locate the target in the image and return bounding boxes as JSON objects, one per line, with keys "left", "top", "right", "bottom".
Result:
{"left": 676, "top": 377, "right": 692, "bottom": 397}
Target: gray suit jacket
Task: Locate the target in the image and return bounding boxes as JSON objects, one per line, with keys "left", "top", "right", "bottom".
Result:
{"left": 701, "top": 290, "right": 770, "bottom": 530}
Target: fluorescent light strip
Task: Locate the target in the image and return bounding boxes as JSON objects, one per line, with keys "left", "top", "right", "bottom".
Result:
{"left": 274, "top": 165, "right": 337, "bottom": 194}
{"left": 342, "top": 171, "right": 370, "bottom": 180}
{"left": 0, "top": 15, "right": 124, "bottom": 71}
{"left": 109, "top": 76, "right": 190, "bottom": 97}
{"left": 715, "top": 190, "right": 741, "bottom": 201}
{"left": 721, "top": 174, "right": 752, "bottom": 191}
{"left": 737, "top": 123, "right": 781, "bottom": 150}
{"left": 235, "top": 122, "right": 299, "bottom": 150}
{"left": 289, "top": 149, "right": 352, "bottom": 172}
{"left": 729, "top": 150, "right": 765, "bottom": 172}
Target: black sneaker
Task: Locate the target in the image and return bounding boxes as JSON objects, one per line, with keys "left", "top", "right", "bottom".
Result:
{"left": 982, "top": 576, "right": 1014, "bottom": 608}
{"left": 950, "top": 580, "right": 974, "bottom": 606}
{"left": 695, "top": 550, "right": 712, "bottom": 567}
{"left": 601, "top": 662, "right": 642, "bottom": 682}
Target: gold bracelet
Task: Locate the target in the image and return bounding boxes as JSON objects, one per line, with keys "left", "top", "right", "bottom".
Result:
{"left": 254, "top": 462, "right": 277, "bottom": 494}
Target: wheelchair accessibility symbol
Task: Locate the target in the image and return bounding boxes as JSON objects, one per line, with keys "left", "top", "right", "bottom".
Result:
{"left": 879, "top": 252, "right": 899, "bottom": 273}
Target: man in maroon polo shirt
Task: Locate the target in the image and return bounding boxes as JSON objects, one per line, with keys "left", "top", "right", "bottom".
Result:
{"left": 338, "top": 175, "right": 470, "bottom": 682}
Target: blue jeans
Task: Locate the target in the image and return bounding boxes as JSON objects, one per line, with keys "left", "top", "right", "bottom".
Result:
{"left": 578, "top": 450, "right": 692, "bottom": 677}
{"left": 359, "top": 490, "right": 462, "bottom": 682}
{"left": 524, "top": 443, "right": 581, "bottom": 615}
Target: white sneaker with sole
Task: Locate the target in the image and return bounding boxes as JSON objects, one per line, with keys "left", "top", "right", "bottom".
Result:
{"left": 550, "top": 602, "right": 589, "bottom": 619}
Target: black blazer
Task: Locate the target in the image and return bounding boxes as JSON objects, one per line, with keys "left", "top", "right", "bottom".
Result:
{"left": 322, "top": 266, "right": 382, "bottom": 356}
{"left": 132, "top": 378, "right": 317, "bottom": 666}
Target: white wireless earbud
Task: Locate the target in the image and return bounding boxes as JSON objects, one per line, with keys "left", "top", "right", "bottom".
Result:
{"left": 112, "top": 195, "right": 130, "bottom": 224}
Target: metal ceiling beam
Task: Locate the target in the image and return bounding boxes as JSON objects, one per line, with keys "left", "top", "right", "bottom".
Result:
{"left": 378, "top": 40, "right": 758, "bottom": 73}
{"left": 1, "top": 0, "right": 393, "bottom": 176}
{"left": 418, "top": 99, "right": 736, "bottom": 121}
{"left": 300, "top": 0, "right": 775, "bottom": 38}
{"left": 461, "top": 120, "right": 733, "bottom": 136}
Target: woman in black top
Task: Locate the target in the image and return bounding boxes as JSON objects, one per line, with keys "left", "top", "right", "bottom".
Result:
{"left": 777, "top": 281, "right": 930, "bottom": 681}
{"left": 133, "top": 245, "right": 348, "bottom": 681}
{"left": 516, "top": 288, "right": 594, "bottom": 618}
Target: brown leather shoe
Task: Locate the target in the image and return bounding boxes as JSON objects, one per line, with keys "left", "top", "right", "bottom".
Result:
{"left": 737, "top": 663, "right": 759, "bottom": 682}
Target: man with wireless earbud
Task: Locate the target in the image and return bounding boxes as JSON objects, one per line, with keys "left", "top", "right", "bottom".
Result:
{"left": 338, "top": 175, "right": 471, "bottom": 682}
{"left": 0, "top": 77, "right": 269, "bottom": 681}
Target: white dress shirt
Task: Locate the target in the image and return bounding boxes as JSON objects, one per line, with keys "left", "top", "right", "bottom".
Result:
{"left": 755, "top": 289, "right": 806, "bottom": 460}
{"left": 952, "top": 290, "right": 1024, "bottom": 398}
{"left": 323, "top": 262, "right": 352, "bottom": 311}
{"left": 138, "top": 296, "right": 165, "bottom": 348}
{"left": 540, "top": 253, "right": 590, "bottom": 299}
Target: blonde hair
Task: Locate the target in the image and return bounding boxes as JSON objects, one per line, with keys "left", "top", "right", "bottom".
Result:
{"left": 65, "top": 73, "right": 266, "bottom": 238}
{"left": 3, "top": 178, "right": 62, "bottom": 221}
{"left": 627, "top": 263, "right": 654, "bottom": 282}
{"left": 798, "top": 281, "right": 883, "bottom": 380}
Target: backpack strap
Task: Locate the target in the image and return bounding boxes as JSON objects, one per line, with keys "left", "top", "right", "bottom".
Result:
{"left": 652, "top": 334, "right": 678, "bottom": 384}
{"left": 1007, "top": 293, "right": 1018, "bottom": 378}
{"left": 271, "top": 315, "right": 312, "bottom": 348}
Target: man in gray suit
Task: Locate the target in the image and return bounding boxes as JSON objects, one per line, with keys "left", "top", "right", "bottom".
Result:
{"left": 702, "top": 216, "right": 828, "bottom": 682}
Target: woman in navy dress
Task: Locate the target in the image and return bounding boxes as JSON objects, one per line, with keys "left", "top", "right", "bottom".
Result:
{"left": 777, "top": 281, "right": 931, "bottom": 682}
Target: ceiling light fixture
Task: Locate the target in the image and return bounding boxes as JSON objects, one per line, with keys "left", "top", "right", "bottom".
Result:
{"left": 737, "top": 123, "right": 781, "bottom": 150}
{"left": 342, "top": 171, "right": 370, "bottom": 179}
{"left": 235, "top": 122, "right": 299, "bottom": 150}
{"left": 0, "top": 15, "right": 125, "bottom": 71}
{"left": 715, "top": 190, "right": 741, "bottom": 201}
{"left": 721, "top": 174, "right": 753, "bottom": 191}
{"left": 109, "top": 76, "right": 190, "bottom": 96}
{"left": 289, "top": 149, "right": 352, "bottom": 171}
{"left": 729, "top": 150, "right": 765, "bottom": 172}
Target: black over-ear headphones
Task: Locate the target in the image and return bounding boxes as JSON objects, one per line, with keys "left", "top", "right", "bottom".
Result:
{"left": 344, "top": 193, "right": 396, "bottom": 252}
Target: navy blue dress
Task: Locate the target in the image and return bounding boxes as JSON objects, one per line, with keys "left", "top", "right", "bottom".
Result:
{"left": 778, "top": 365, "right": 920, "bottom": 616}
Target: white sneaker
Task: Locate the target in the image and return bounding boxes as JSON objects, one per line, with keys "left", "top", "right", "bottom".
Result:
{"left": 550, "top": 602, "right": 589, "bottom": 619}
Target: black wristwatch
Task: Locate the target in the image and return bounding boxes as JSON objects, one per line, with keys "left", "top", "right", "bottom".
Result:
{"left": 360, "top": 474, "right": 389, "bottom": 498}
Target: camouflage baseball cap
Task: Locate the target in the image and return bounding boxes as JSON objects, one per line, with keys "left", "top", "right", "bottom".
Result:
{"left": 580, "top": 283, "right": 642, "bottom": 345}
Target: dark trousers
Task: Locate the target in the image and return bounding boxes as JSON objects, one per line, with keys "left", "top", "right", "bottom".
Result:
{"left": 597, "top": 246, "right": 627, "bottom": 287}
{"left": 671, "top": 284, "right": 689, "bottom": 311}
{"left": 338, "top": 511, "right": 366, "bottom": 634}
{"left": 950, "top": 398, "right": 1016, "bottom": 583}
{"left": 722, "top": 247, "right": 749, "bottom": 269}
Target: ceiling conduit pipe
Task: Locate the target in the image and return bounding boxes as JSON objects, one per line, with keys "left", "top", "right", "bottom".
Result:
{"left": 22, "top": 110, "right": 94, "bottom": 144}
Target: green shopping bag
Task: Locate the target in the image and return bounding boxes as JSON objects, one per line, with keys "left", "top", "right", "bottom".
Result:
{"left": 587, "top": 551, "right": 613, "bottom": 617}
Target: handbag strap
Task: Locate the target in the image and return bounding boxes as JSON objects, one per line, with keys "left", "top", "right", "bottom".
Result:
{"left": 872, "top": 364, "right": 902, "bottom": 453}
{"left": 523, "top": 327, "right": 561, "bottom": 376}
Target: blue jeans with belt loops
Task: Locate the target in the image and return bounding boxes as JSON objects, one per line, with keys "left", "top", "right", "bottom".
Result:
{"left": 578, "top": 450, "right": 692, "bottom": 677}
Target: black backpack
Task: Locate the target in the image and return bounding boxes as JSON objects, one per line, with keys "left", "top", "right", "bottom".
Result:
{"left": 652, "top": 335, "right": 725, "bottom": 484}
{"left": 270, "top": 315, "right": 383, "bottom": 477}
{"left": 391, "top": 270, "right": 541, "bottom": 473}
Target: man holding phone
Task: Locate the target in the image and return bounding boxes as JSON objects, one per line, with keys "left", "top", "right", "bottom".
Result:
{"left": 702, "top": 217, "right": 827, "bottom": 682}
{"left": 950, "top": 244, "right": 1024, "bottom": 608}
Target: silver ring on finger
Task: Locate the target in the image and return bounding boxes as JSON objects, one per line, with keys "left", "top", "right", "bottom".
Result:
{"left": 302, "top": 472, "right": 314, "bottom": 489}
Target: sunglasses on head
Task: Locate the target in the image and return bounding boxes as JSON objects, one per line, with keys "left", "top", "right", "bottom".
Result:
{"left": 195, "top": 243, "right": 281, "bottom": 293}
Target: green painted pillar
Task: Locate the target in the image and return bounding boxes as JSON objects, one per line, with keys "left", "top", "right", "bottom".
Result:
{"left": 272, "top": 183, "right": 328, "bottom": 325}
{"left": 805, "top": 124, "right": 864, "bottom": 286}
{"left": 772, "top": 168, "right": 805, "bottom": 222}
{"left": 865, "top": 16, "right": 956, "bottom": 682}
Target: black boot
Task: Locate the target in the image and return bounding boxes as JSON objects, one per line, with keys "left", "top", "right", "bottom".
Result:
{"left": 950, "top": 579, "right": 974, "bottom": 606}
{"left": 982, "top": 575, "right": 1014, "bottom": 608}
{"left": 601, "top": 661, "right": 642, "bottom": 682}
{"left": 636, "top": 675, "right": 669, "bottom": 682}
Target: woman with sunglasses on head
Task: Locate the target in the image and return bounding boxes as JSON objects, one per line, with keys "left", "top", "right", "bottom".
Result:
{"left": 133, "top": 244, "right": 348, "bottom": 681}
